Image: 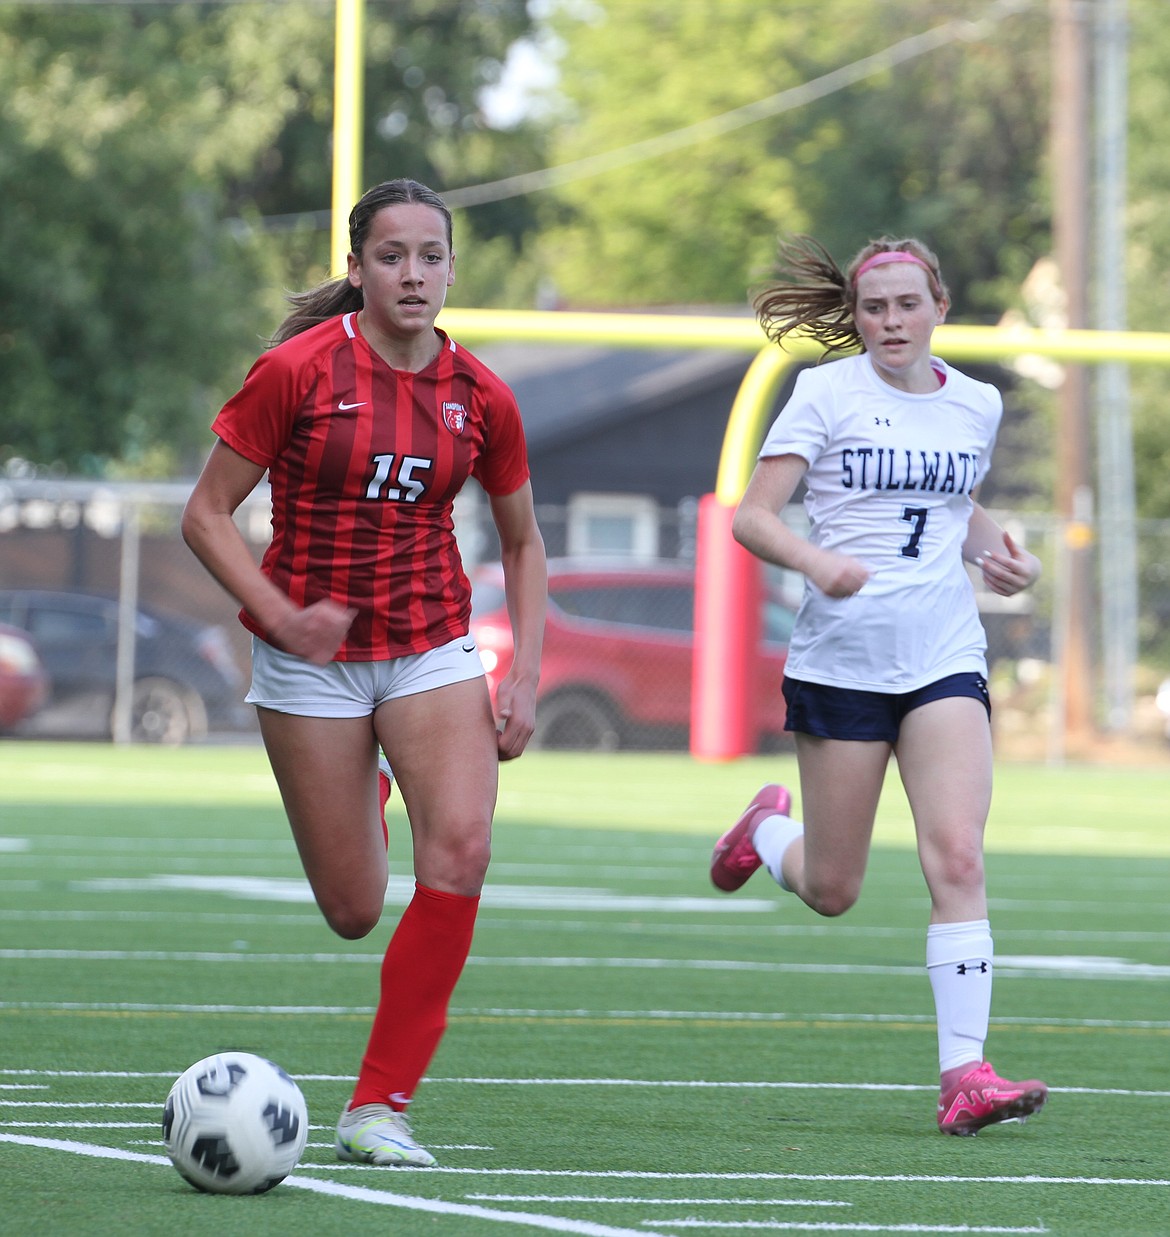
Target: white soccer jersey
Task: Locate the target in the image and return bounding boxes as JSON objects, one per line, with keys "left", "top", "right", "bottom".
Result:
{"left": 759, "top": 352, "right": 1002, "bottom": 692}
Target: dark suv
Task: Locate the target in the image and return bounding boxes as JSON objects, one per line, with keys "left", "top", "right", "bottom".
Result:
{"left": 0, "top": 589, "right": 248, "bottom": 744}
{"left": 470, "top": 558, "right": 794, "bottom": 751}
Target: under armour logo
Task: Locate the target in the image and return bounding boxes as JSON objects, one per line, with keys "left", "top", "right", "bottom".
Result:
{"left": 956, "top": 962, "right": 989, "bottom": 975}
{"left": 874, "top": 417, "right": 891, "bottom": 427}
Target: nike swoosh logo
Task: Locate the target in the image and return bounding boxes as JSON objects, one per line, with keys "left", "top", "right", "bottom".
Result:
{"left": 462, "top": 642, "right": 476, "bottom": 653}
{"left": 338, "top": 400, "right": 366, "bottom": 410}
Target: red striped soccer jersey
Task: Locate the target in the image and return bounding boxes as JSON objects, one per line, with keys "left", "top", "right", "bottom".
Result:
{"left": 212, "top": 313, "right": 530, "bottom": 659}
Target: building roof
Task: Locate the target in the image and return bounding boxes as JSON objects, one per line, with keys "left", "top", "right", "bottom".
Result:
{"left": 473, "top": 341, "right": 753, "bottom": 451}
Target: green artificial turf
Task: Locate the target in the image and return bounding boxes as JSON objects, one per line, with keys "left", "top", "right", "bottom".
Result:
{"left": 1, "top": 742, "right": 1167, "bottom": 1235}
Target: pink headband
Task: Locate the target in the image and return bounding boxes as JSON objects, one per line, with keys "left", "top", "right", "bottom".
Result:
{"left": 854, "top": 251, "right": 934, "bottom": 282}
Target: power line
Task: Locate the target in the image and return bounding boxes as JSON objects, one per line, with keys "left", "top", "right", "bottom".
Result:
{"left": 227, "top": 0, "right": 1028, "bottom": 231}
{"left": 442, "top": 5, "right": 1021, "bottom": 208}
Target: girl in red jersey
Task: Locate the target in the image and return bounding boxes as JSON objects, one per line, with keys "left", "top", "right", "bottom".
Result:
{"left": 182, "top": 179, "right": 547, "bottom": 1167}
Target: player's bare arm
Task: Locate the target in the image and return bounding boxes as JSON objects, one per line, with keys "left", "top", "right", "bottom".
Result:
{"left": 488, "top": 481, "right": 547, "bottom": 759}
{"left": 182, "top": 440, "right": 355, "bottom": 665}
{"left": 733, "top": 454, "right": 870, "bottom": 598}
{"left": 963, "top": 502, "right": 1041, "bottom": 599}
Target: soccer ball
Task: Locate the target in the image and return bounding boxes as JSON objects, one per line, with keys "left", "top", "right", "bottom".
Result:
{"left": 163, "top": 1051, "right": 308, "bottom": 1194}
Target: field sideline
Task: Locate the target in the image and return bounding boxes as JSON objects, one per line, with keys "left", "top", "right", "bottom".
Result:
{"left": 3, "top": 740, "right": 1168, "bottom": 854}
{"left": 1, "top": 741, "right": 1168, "bottom": 1235}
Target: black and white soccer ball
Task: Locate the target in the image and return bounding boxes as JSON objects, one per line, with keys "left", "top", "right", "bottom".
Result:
{"left": 162, "top": 1051, "right": 308, "bottom": 1194}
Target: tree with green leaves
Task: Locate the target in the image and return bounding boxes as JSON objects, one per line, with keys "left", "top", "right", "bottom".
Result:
{"left": 534, "top": 0, "right": 1050, "bottom": 317}
{"left": 0, "top": 0, "right": 544, "bottom": 474}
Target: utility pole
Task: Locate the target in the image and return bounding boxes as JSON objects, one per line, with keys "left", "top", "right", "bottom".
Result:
{"left": 1050, "top": 0, "right": 1095, "bottom": 753}
{"left": 1093, "top": 0, "right": 1137, "bottom": 734}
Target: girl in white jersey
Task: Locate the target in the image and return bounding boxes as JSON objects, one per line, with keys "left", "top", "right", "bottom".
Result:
{"left": 709, "top": 235, "right": 1047, "bottom": 1136}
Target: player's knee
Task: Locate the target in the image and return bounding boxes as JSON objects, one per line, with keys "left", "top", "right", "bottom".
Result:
{"left": 317, "top": 892, "right": 384, "bottom": 940}
{"left": 929, "top": 838, "right": 985, "bottom": 895}
{"left": 421, "top": 821, "right": 492, "bottom": 896}
{"left": 803, "top": 877, "right": 860, "bottom": 918}
{"left": 448, "top": 827, "right": 492, "bottom": 888}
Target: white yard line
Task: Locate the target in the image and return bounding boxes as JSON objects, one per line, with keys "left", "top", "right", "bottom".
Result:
{"left": 1, "top": 1070, "right": 1169, "bottom": 1100}
{"left": 0, "top": 1133, "right": 685, "bottom": 1237}
{"left": 5, "top": 949, "right": 1170, "bottom": 980}
{"left": 2, "top": 1004, "right": 1169, "bottom": 1035}
{"left": 468, "top": 1196, "right": 850, "bottom": 1207}
{"left": 3, "top": 1129, "right": 1165, "bottom": 1237}
{"left": 635, "top": 1223, "right": 1048, "bottom": 1233}
{"left": 4, "top": 1129, "right": 1167, "bottom": 1192}
{"left": 4, "top": 908, "right": 1170, "bottom": 947}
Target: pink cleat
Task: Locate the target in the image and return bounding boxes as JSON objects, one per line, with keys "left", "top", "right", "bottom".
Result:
{"left": 937, "top": 1060, "right": 1048, "bottom": 1136}
{"left": 710, "top": 784, "right": 792, "bottom": 892}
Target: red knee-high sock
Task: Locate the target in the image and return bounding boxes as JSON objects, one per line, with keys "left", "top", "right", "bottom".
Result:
{"left": 351, "top": 882, "right": 479, "bottom": 1111}
{"left": 377, "top": 772, "right": 392, "bottom": 850}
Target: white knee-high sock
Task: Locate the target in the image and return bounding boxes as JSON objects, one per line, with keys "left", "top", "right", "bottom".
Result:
{"left": 926, "top": 919, "right": 993, "bottom": 1075}
{"left": 752, "top": 814, "right": 804, "bottom": 892}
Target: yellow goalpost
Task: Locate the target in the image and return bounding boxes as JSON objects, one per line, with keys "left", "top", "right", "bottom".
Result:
{"left": 439, "top": 308, "right": 1170, "bottom": 759}
{"left": 332, "top": 1, "right": 1170, "bottom": 757}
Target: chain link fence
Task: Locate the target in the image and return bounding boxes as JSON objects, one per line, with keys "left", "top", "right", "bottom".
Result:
{"left": 0, "top": 479, "right": 1167, "bottom": 757}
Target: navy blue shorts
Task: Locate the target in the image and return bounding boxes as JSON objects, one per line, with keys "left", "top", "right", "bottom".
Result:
{"left": 782, "top": 672, "right": 990, "bottom": 743}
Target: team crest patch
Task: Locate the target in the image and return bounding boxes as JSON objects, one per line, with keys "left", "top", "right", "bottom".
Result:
{"left": 442, "top": 402, "right": 468, "bottom": 435}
